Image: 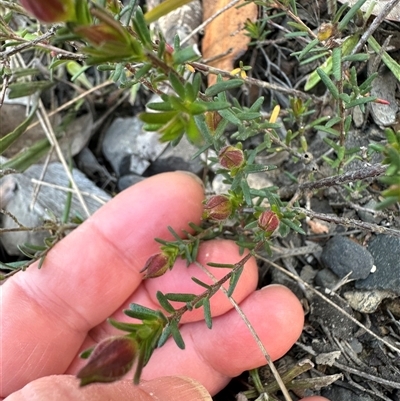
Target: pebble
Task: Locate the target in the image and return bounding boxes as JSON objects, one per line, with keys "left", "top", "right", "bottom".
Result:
{"left": 321, "top": 386, "right": 374, "bottom": 401}
{"left": 356, "top": 235, "right": 400, "bottom": 296}
{"left": 320, "top": 236, "right": 374, "bottom": 280}
{"left": 102, "top": 117, "right": 167, "bottom": 176}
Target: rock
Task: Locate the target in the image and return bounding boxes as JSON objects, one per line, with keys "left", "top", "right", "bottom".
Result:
{"left": 344, "top": 289, "right": 397, "bottom": 313}
{"left": 370, "top": 65, "right": 398, "bottom": 127}
{"left": 320, "top": 236, "right": 374, "bottom": 280}
{"left": 117, "top": 174, "right": 145, "bottom": 191}
{"left": 0, "top": 162, "right": 111, "bottom": 255}
{"left": 357, "top": 199, "right": 383, "bottom": 224}
{"left": 102, "top": 117, "right": 167, "bottom": 176}
{"left": 309, "top": 292, "right": 356, "bottom": 340}
{"left": 145, "top": 135, "right": 203, "bottom": 176}
{"left": 322, "top": 386, "right": 374, "bottom": 401}
{"left": 314, "top": 267, "right": 339, "bottom": 290}
{"left": 356, "top": 235, "right": 400, "bottom": 296}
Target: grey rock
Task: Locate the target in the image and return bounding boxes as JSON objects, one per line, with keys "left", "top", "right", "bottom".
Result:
{"left": 322, "top": 386, "right": 374, "bottom": 401}
{"left": 315, "top": 267, "right": 339, "bottom": 289}
{"left": 0, "top": 162, "right": 111, "bottom": 255}
{"left": 370, "top": 66, "right": 398, "bottom": 127}
{"left": 356, "top": 235, "right": 400, "bottom": 296}
{"left": 102, "top": 117, "right": 167, "bottom": 176}
{"left": 309, "top": 292, "right": 356, "bottom": 340}
{"left": 321, "top": 236, "right": 374, "bottom": 280}
{"left": 146, "top": 136, "right": 203, "bottom": 176}
{"left": 357, "top": 199, "right": 383, "bottom": 224}
{"left": 117, "top": 174, "right": 145, "bottom": 191}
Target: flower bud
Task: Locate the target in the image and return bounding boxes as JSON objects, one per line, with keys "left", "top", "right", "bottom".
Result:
{"left": 203, "top": 195, "right": 232, "bottom": 221}
{"left": 140, "top": 252, "right": 171, "bottom": 279}
{"left": 77, "top": 336, "right": 137, "bottom": 386}
{"left": 258, "top": 211, "right": 279, "bottom": 235}
{"left": 20, "top": 0, "right": 75, "bottom": 22}
{"left": 218, "top": 145, "right": 244, "bottom": 170}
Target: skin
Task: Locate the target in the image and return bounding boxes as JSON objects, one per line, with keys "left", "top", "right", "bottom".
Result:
{"left": 1, "top": 172, "right": 329, "bottom": 401}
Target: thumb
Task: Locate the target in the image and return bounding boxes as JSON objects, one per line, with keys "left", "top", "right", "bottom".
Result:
{"left": 4, "top": 375, "right": 212, "bottom": 401}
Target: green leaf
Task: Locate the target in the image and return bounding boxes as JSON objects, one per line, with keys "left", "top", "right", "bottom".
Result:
{"left": 236, "top": 111, "right": 261, "bottom": 120}
{"left": 1, "top": 137, "right": 52, "bottom": 172}
{"left": 344, "top": 96, "right": 376, "bottom": 109}
{"left": 133, "top": 7, "right": 152, "bottom": 47}
{"left": 203, "top": 298, "right": 212, "bottom": 329}
{"left": 0, "top": 104, "right": 37, "bottom": 155}
{"left": 218, "top": 109, "right": 241, "bottom": 125}
{"left": 332, "top": 47, "right": 342, "bottom": 81}
{"left": 317, "top": 68, "right": 339, "bottom": 99}
{"left": 191, "top": 276, "right": 212, "bottom": 289}
{"left": 140, "top": 110, "right": 177, "bottom": 124}
{"left": 368, "top": 36, "right": 400, "bottom": 81}
{"left": 156, "top": 291, "right": 176, "bottom": 313}
{"left": 169, "top": 72, "right": 186, "bottom": 99}
{"left": 338, "top": 0, "right": 369, "bottom": 31}
{"left": 207, "top": 262, "right": 235, "bottom": 268}
{"left": 170, "top": 320, "right": 185, "bottom": 349}
{"left": 172, "top": 45, "right": 200, "bottom": 64}
{"left": 296, "top": 38, "right": 320, "bottom": 60}
{"left": 228, "top": 266, "right": 243, "bottom": 297}
{"left": 205, "top": 79, "right": 243, "bottom": 97}
{"left": 305, "top": 34, "right": 359, "bottom": 91}
{"left": 164, "top": 293, "right": 197, "bottom": 302}
{"left": 281, "top": 218, "right": 305, "bottom": 235}
{"left": 7, "top": 81, "right": 54, "bottom": 99}
{"left": 125, "top": 303, "right": 167, "bottom": 322}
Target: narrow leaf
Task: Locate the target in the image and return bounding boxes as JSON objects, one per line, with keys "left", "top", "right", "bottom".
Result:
{"left": 203, "top": 298, "right": 212, "bottom": 329}
{"left": 170, "top": 320, "right": 185, "bottom": 349}
{"left": 317, "top": 68, "right": 339, "bottom": 99}
{"left": 228, "top": 266, "right": 243, "bottom": 297}
{"left": 0, "top": 104, "right": 37, "bottom": 155}
{"left": 205, "top": 79, "right": 243, "bottom": 97}
{"left": 156, "top": 291, "right": 176, "bottom": 313}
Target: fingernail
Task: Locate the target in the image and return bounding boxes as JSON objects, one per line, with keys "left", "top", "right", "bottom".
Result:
{"left": 177, "top": 171, "right": 204, "bottom": 188}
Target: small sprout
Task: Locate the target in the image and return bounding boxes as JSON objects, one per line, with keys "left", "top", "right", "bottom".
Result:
{"left": 20, "top": 0, "right": 75, "bottom": 22}
{"left": 77, "top": 336, "right": 137, "bottom": 386}
{"left": 203, "top": 195, "right": 233, "bottom": 221}
{"left": 218, "top": 145, "right": 245, "bottom": 170}
{"left": 140, "top": 252, "right": 172, "bottom": 278}
{"left": 258, "top": 210, "right": 279, "bottom": 235}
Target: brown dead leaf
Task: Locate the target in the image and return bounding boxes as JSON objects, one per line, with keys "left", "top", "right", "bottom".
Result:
{"left": 307, "top": 219, "right": 330, "bottom": 234}
{"left": 202, "top": 0, "right": 257, "bottom": 85}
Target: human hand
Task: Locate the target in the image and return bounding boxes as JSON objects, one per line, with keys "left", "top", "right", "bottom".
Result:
{"left": 1, "top": 172, "right": 329, "bottom": 401}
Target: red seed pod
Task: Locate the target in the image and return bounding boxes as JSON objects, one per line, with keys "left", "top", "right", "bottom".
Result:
{"left": 203, "top": 195, "right": 233, "bottom": 221}
{"left": 258, "top": 210, "right": 279, "bottom": 234}
{"left": 140, "top": 252, "right": 171, "bottom": 279}
{"left": 218, "top": 145, "right": 244, "bottom": 170}
{"left": 20, "top": 0, "right": 75, "bottom": 22}
{"left": 77, "top": 336, "right": 137, "bottom": 386}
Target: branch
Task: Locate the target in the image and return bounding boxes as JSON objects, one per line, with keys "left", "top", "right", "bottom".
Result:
{"left": 294, "top": 207, "right": 400, "bottom": 237}
{"left": 279, "top": 163, "right": 386, "bottom": 198}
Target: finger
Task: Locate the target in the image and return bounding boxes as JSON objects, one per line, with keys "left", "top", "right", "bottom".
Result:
{"left": 3, "top": 375, "right": 212, "bottom": 401}
{"left": 142, "top": 284, "right": 304, "bottom": 395}
{"left": 301, "top": 398, "right": 330, "bottom": 401}
{"left": 65, "top": 239, "right": 258, "bottom": 373}
{"left": 1, "top": 172, "right": 204, "bottom": 398}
